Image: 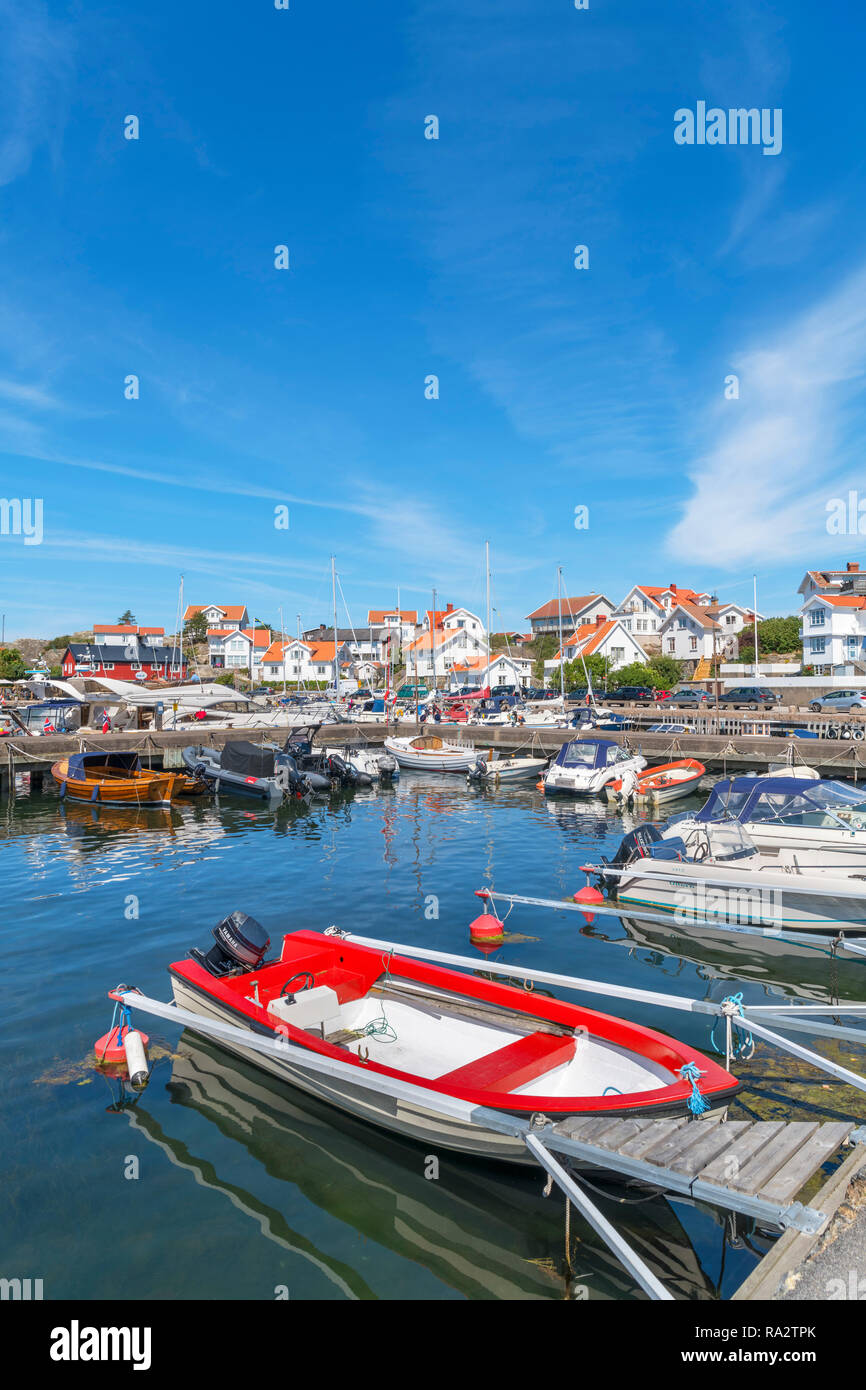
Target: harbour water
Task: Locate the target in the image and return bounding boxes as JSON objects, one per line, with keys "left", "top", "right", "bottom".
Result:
{"left": 3, "top": 774, "right": 866, "bottom": 1301}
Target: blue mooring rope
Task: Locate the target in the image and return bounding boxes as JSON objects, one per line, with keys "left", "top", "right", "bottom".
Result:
{"left": 678, "top": 1061, "right": 710, "bottom": 1115}
{"left": 709, "top": 992, "right": 755, "bottom": 1061}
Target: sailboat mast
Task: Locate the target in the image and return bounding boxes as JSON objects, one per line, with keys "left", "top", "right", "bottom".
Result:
{"left": 557, "top": 566, "right": 565, "bottom": 703}
{"left": 431, "top": 587, "right": 437, "bottom": 695}
{"left": 485, "top": 540, "right": 491, "bottom": 687}
{"left": 331, "top": 555, "right": 338, "bottom": 702}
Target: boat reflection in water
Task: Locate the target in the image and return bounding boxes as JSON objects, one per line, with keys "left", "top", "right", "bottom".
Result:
{"left": 118, "top": 1034, "right": 749, "bottom": 1301}
{"left": 605, "top": 912, "right": 866, "bottom": 1005}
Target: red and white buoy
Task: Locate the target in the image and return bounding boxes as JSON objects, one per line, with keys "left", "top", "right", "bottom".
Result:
{"left": 94, "top": 989, "right": 150, "bottom": 1087}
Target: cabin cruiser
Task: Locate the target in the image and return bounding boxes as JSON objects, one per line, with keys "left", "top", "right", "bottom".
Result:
{"left": 594, "top": 820, "right": 866, "bottom": 934}
{"left": 467, "top": 751, "right": 549, "bottom": 784}
{"left": 663, "top": 775, "right": 866, "bottom": 855}
{"left": 542, "top": 739, "right": 646, "bottom": 797}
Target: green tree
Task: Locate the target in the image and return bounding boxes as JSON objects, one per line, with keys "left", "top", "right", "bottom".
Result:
{"left": 646, "top": 654, "right": 684, "bottom": 688}
{"left": 532, "top": 634, "right": 558, "bottom": 682}
{"left": 608, "top": 661, "right": 655, "bottom": 689}
{"left": 184, "top": 612, "right": 208, "bottom": 642}
{"left": 750, "top": 616, "right": 800, "bottom": 655}
{"left": 0, "top": 648, "right": 26, "bottom": 680}
{"left": 117, "top": 609, "right": 136, "bottom": 624}
{"left": 562, "top": 654, "right": 609, "bottom": 691}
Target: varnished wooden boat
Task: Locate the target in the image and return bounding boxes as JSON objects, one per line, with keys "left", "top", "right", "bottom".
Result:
{"left": 52, "top": 751, "right": 179, "bottom": 806}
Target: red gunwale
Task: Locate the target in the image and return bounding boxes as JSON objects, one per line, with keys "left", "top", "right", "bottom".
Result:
{"left": 169, "top": 929, "right": 738, "bottom": 1116}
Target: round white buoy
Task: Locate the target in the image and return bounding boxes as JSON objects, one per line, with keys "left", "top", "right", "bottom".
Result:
{"left": 123, "top": 1029, "right": 149, "bottom": 1088}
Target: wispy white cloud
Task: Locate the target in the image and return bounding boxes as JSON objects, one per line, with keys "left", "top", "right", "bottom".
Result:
{"left": 666, "top": 261, "right": 866, "bottom": 566}
{"left": 0, "top": 1, "right": 75, "bottom": 187}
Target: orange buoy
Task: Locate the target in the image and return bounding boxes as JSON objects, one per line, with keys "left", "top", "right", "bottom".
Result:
{"left": 535, "top": 780, "right": 545, "bottom": 790}
{"left": 93, "top": 1024, "right": 150, "bottom": 1067}
{"left": 469, "top": 912, "right": 504, "bottom": 947}
{"left": 573, "top": 883, "right": 604, "bottom": 925}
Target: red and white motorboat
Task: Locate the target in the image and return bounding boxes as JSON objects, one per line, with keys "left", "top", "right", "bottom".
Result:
{"left": 164, "top": 913, "right": 739, "bottom": 1163}
{"left": 606, "top": 759, "right": 706, "bottom": 806}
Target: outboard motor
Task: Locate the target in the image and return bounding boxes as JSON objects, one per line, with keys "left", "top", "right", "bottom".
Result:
{"left": 599, "top": 824, "right": 664, "bottom": 895}
{"left": 467, "top": 755, "right": 487, "bottom": 782}
{"left": 190, "top": 910, "right": 270, "bottom": 978}
{"left": 326, "top": 753, "right": 355, "bottom": 787}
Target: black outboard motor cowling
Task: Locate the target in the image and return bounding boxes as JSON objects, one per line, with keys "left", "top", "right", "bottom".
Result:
{"left": 190, "top": 910, "right": 270, "bottom": 977}
{"left": 600, "top": 824, "right": 663, "bottom": 894}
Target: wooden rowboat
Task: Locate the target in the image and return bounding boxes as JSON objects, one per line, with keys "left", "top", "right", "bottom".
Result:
{"left": 52, "top": 751, "right": 180, "bottom": 806}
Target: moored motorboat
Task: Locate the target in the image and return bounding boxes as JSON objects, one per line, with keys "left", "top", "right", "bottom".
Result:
{"left": 542, "top": 738, "right": 646, "bottom": 797}
{"left": 324, "top": 743, "right": 399, "bottom": 782}
{"left": 606, "top": 758, "right": 706, "bottom": 806}
{"left": 159, "top": 914, "right": 740, "bottom": 1163}
{"left": 51, "top": 751, "right": 180, "bottom": 806}
{"left": 590, "top": 821, "right": 866, "bottom": 934}
{"left": 384, "top": 733, "right": 480, "bottom": 772}
{"left": 467, "top": 751, "right": 549, "bottom": 784}
{"left": 662, "top": 774, "right": 866, "bottom": 855}
{"left": 182, "top": 741, "right": 311, "bottom": 801}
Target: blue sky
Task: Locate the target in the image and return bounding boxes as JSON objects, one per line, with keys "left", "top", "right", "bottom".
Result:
{"left": 1, "top": 0, "right": 865, "bottom": 638}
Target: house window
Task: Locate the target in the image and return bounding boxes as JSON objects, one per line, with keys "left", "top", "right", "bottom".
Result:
{"left": 689, "top": 637, "right": 697, "bottom": 652}
{"left": 103, "top": 663, "right": 114, "bottom": 671}
{"left": 667, "top": 639, "right": 675, "bottom": 653}
{"left": 810, "top": 610, "right": 825, "bottom": 627}
{"left": 726, "top": 614, "right": 736, "bottom": 625}
{"left": 811, "top": 637, "right": 826, "bottom": 654}
{"left": 678, "top": 619, "right": 686, "bottom": 629}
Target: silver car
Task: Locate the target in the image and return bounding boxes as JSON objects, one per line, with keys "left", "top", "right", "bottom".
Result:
{"left": 809, "top": 689, "right": 866, "bottom": 713}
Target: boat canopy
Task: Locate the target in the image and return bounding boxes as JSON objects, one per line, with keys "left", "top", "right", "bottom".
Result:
{"left": 696, "top": 776, "right": 866, "bottom": 829}
{"left": 553, "top": 739, "right": 618, "bottom": 770}
{"left": 219, "top": 741, "right": 277, "bottom": 778}
{"left": 66, "top": 751, "right": 141, "bottom": 780}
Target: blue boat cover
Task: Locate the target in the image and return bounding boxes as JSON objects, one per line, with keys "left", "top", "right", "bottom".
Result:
{"left": 553, "top": 739, "right": 616, "bottom": 770}
{"left": 66, "top": 751, "right": 141, "bottom": 781}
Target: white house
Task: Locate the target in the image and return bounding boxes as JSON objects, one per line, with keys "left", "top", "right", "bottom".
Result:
{"left": 207, "top": 627, "right": 272, "bottom": 676}
{"left": 422, "top": 604, "right": 486, "bottom": 643}
{"left": 405, "top": 624, "right": 487, "bottom": 681}
{"left": 449, "top": 653, "right": 534, "bottom": 690}
{"left": 367, "top": 608, "right": 418, "bottom": 647}
{"left": 800, "top": 594, "right": 866, "bottom": 673}
{"left": 612, "top": 584, "right": 713, "bottom": 647}
{"left": 797, "top": 562, "right": 864, "bottom": 602}
{"left": 184, "top": 603, "right": 249, "bottom": 632}
{"left": 526, "top": 594, "right": 614, "bottom": 636}
{"left": 545, "top": 617, "right": 645, "bottom": 678}
{"left": 658, "top": 602, "right": 737, "bottom": 668}
{"left": 93, "top": 623, "right": 165, "bottom": 649}
{"left": 259, "top": 637, "right": 353, "bottom": 685}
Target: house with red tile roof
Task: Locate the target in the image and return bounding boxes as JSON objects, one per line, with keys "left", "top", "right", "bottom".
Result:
{"left": 183, "top": 603, "right": 249, "bottom": 632}
{"left": 658, "top": 601, "right": 760, "bottom": 670}
{"left": 612, "top": 584, "right": 713, "bottom": 648}
{"left": 800, "top": 589, "right": 866, "bottom": 673}
{"left": 545, "top": 617, "right": 646, "bottom": 676}
{"left": 207, "top": 626, "right": 272, "bottom": 676}
{"left": 525, "top": 594, "right": 614, "bottom": 635}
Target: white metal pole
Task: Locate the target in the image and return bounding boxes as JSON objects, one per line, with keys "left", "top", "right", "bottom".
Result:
{"left": 753, "top": 574, "right": 759, "bottom": 679}
{"left": 485, "top": 540, "right": 491, "bottom": 686}
{"left": 557, "top": 567, "right": 565, "bottom": 704}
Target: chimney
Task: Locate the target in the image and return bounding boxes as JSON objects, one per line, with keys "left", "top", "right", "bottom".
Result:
{"left": 670, "top": 583, "right": 677, "bottom": 593}
{"left": 446, "top": 602, "right": 453, "bottom": 613}
{"left": 848, "top": 562, "right": 860, "bottom": 572}
{"left": 596, "top": 614, "right": 605, "bottom": 628}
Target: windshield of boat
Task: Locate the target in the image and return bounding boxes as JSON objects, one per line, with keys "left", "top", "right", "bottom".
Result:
{"left": 700, "top": 785, "right": 754, "bottom": 821}
{"left": 556, "top": 742, "right": 603, "bottom": 768}
{"left": 749, "top": 780, "right": 866, "bottom": 829}
{"left": 705, "top": 822, "right": 758, "bottom": 861}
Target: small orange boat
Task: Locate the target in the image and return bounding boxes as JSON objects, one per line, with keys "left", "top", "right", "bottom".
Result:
{"left": 52, "top": 752, "right": 180, "bottom": 806}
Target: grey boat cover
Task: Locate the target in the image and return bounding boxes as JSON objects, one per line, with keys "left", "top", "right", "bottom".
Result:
{"left": 219, "top": 741, "right": 276, "bottom": 778}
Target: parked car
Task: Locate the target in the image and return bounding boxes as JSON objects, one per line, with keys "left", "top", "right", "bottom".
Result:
{"left": 808, "top": 690, "right": 866, "bottom": 713}
{"left": 489, "top": 684, "right": 518, "bottom": 697}
{"left": 608, "top": 685, "right": 657, "bottom": 705}
{"left": 666, "top": 688, "right": 712, "bottom": 706}
{"left": 718, "top": 686, "right": 779, "bottom": 709}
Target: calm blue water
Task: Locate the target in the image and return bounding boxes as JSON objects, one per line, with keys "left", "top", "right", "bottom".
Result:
{"left": 2, "top": 772, "right": 865, "bottom": 1301}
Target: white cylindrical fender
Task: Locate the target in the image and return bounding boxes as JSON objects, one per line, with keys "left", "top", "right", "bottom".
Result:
{"left": 123, "top": 1029, "right": 149, "bottom": 1088}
